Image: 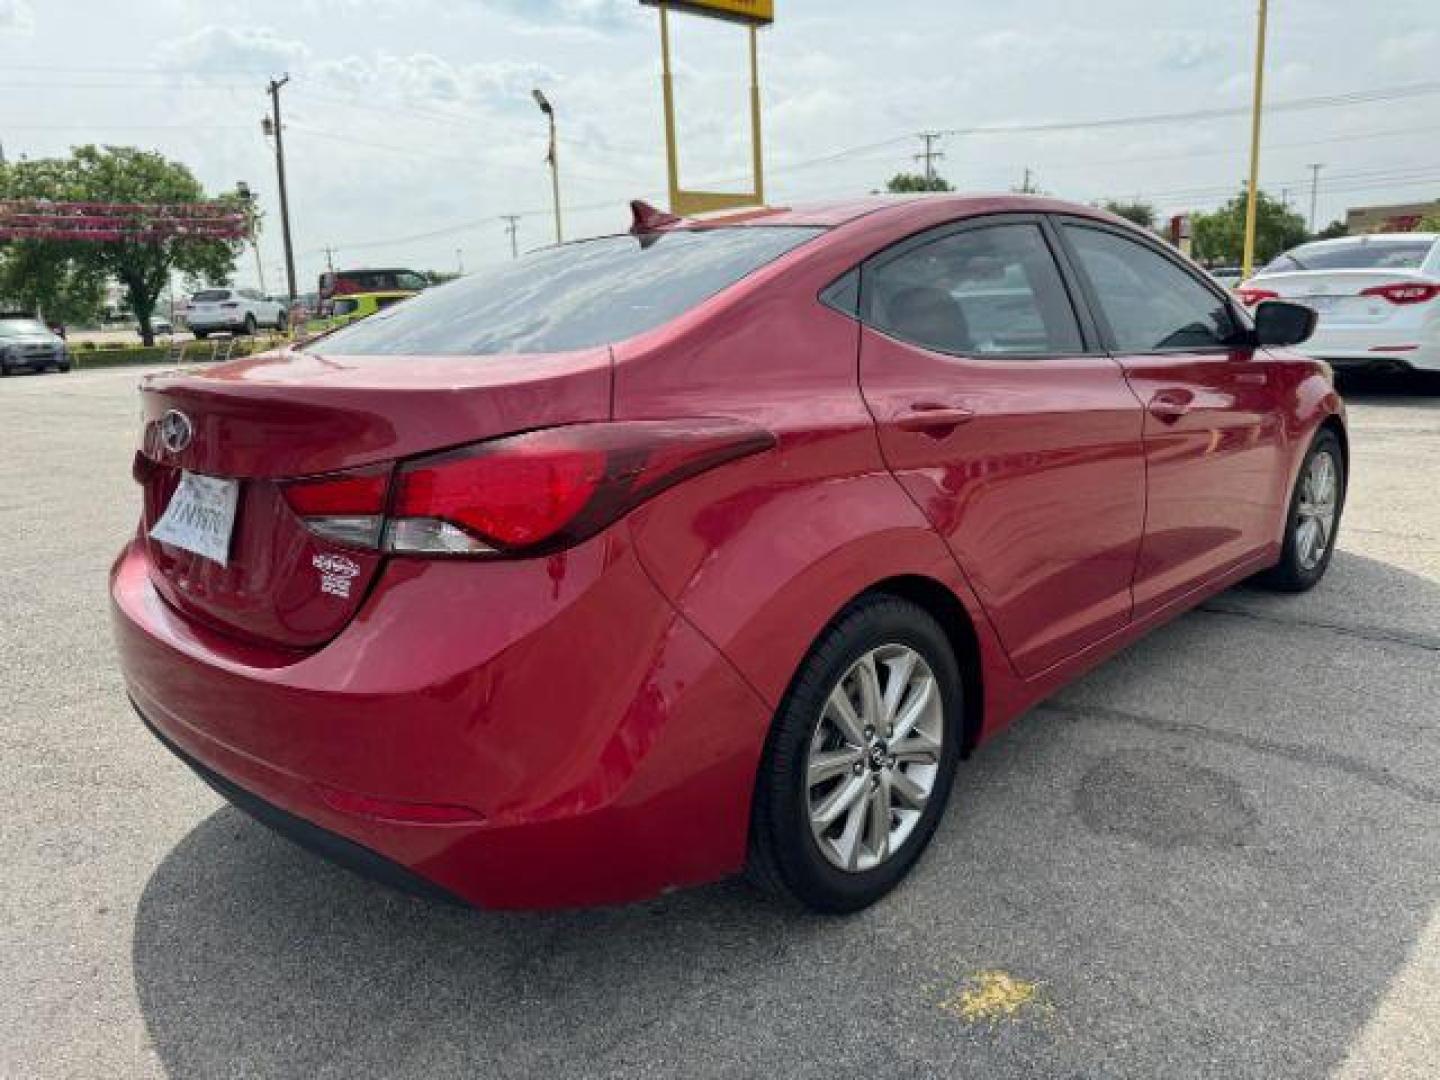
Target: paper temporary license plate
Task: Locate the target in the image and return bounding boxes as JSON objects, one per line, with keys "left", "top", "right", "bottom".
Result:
{"left": 149, "top": 471, "right": 240, "bottom": 566}
{"left": 1299, "top": 295, "right": 1341, "bottom": 313}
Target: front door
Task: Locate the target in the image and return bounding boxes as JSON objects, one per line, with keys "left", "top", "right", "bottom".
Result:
{"left": 1057, "top": 221, "right": 1288, "bottom": 620}
{"left": 858, "top": 217, "right": 1147, "bottom": 678}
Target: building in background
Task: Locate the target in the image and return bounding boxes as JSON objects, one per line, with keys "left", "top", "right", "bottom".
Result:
{"left": 1345, "top": 199, "right": 1440, "bottom": 234}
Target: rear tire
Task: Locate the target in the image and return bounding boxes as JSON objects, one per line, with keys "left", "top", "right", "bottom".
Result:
{"left": 243, "top": 314, "right": 257, "bottom": 336}
{"left": 1252, "top": 428, "right": 1345, "bottom": 592}
{"left": 193, "top": 331, "right": 209, "bottom": 341}
{"left": 747, "top": 596, "right": 963, "bottom": 913}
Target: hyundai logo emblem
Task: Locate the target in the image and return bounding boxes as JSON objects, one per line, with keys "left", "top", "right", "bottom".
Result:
{"left": 159, "top": 409, "right": 194, "bottom": 454}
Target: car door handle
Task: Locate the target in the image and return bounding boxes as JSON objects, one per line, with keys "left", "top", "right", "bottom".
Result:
{"left": 896, "top": 403, "right": 976, "bottom": 435}
{"left": 1146, "top": 390, "right": 1193, "bottom": 423}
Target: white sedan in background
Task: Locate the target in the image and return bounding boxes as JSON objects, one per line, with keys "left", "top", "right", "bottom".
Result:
{"left": 185, "top": 287, "right": 287, "bottom": 339}
{"left": 1238, "top": 233, "right": 1440, "bottom": 374}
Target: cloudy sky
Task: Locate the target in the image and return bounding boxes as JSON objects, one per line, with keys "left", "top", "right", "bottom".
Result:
{"left": 3, "top": 0, "right": 1437, "bottom": 291}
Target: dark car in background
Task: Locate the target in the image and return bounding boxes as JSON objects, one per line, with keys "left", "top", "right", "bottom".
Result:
{"left": 0, "top": 314, "right": 70, "bottom": 375}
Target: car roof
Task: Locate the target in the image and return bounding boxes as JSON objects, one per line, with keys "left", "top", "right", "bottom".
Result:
{"left": 1299, "top": 233, "right": 1438, "bottom": 245}
{"left": 684, "top": 193, "right": 1120, "bottom": 229}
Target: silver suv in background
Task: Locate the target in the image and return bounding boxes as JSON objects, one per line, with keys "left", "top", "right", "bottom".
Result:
{"left": 186, "top": 288, "right": 287, "bottom": 339}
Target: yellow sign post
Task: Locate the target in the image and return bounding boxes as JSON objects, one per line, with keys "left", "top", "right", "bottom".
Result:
{"left": 642, "top": 1, "right": 772, "bottom": 216}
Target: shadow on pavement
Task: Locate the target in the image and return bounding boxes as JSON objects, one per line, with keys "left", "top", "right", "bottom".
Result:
{"left": 133, "top": 552, "right": 1440, "bottom": 1079}
{"left": 1336, "top": 368, "right": 1440, "bottom": 405}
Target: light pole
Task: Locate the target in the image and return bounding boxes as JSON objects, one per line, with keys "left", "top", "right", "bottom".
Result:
{"left": 235, "top": 181, "right": 266, "bottom": 296}
{"left": 1307, "top": 163, "right": 1324, "bottom": 234}
{"left": 1241, "top": 0, "right": 1269, "bottom": 281}
{"left": 533, "top": 88, "right": 562, "bottom": 244}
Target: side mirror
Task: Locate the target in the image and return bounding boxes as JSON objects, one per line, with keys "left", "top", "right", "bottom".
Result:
{"left": 1252, "top": 299, "right": 1317, "bottom": 347}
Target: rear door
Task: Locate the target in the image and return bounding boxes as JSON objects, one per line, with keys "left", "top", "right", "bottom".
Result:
{"left": 858, "top": 215, "right": 1146, "bottom": 677}
{"left": 1057, "top": 220, "right": 1288, "bottom": 620}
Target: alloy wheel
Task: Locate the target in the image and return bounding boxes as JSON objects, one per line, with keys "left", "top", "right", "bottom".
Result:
{"left": 806, "top": 644, "right": 944, "bottom": 873}
{"left": 1295, "top": 449, "right": 1338, "bottom": 571}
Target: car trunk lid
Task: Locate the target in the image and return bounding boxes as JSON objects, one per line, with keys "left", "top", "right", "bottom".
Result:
{"left": 134, "top": 347, "right": 613, "bottom": 649}
{"left": 1248, "top": 268, "right": 1436, "bottom": 326}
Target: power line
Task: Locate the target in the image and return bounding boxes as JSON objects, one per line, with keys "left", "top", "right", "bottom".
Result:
{"left": 933, "top": 80, "right": 1440, "bottom": 138}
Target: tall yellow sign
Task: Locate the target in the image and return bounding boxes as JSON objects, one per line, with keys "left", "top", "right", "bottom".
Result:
{"left": 642, "top": 0, "right": 773, "bottom": 25}
{"left": 642, "top": 1, "right": 771, "bottom": 216}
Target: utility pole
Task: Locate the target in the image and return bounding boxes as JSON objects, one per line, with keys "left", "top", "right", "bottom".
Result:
{"left": 1307, "top": 163, "right": 1324, "bottom": 233}
{"left": 1241, "top": 0, "right": 1269, "bottom": 280}
{"left": 455, "top": 248, "right": 464, "bottom": 275}
{"left": 323, "top": 247, "right": 336, "bottom": 274}
{"left": 914, "top": 132, "right": 944, "bottom": 190}
{"left": 1018, "top": 166, "right": 1037, "bottom": 194}
{"left": 264, "top": 74, "right": 298, "bottom": 303}
{"left": 501, "top": 215, "right": 521, "bottom": 259}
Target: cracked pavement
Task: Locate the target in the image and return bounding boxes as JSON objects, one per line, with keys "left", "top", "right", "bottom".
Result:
{"left": 2, "top": 365, "right": 1437, "bottom": 1079}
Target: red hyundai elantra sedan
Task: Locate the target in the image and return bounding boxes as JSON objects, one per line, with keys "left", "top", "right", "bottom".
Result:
{"left": 112, "top": 195, "right": 1345, "bottom": 912}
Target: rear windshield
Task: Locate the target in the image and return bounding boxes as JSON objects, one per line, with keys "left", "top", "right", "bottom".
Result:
{"left": 310, "top": 226, "right": 822, "bottom": 357}
{"left": 192, "top": 289, "right": 231, "bottom": 302}
{"left": 1265, "top": 238, "right": 1434, "bottom": 272}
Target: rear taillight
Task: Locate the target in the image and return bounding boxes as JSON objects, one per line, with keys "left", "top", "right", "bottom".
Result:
{"left": 1359, "top": 281, "right": 1440, "bottom": 305}
{"left": 281, "top": 465, "right": 390, "bottom": 548}
{"left": 281, "top": 421, "right": 774, "bottom": 558}
{"left": 1236, "top": 287, "right": 1279, "bottom": 307}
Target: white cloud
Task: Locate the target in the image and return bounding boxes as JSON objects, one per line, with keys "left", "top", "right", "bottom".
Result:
{"left": 311, "top": 53, "right": 557, "bottom": 111}
{"left": 480, "top": 0, "right": 639, "bottom": 32}
{"left": 0, "top": 0, "right": 34, "bottom": 35}
{"left": 156, "top": 26, "right": 312, "bottom": 73}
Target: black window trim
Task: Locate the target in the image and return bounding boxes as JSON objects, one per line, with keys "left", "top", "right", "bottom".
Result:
{"left": 1051, "top": 215, "right": 1251, "bottom": 357}
{"left": 822, "top": 212, "right": 1106, "bottom": 361}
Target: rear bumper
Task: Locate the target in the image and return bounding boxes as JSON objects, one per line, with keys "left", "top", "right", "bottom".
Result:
{"left": 1308, "top": 322, "right": 1440, "bottom": 372}
{"left": 135, "top": 698, "right": 465, "bottom": 905}
{"left": 111, "top": 532, "right": 773, "bottom": 909}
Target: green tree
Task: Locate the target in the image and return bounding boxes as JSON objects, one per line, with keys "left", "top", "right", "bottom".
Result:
{"left": 1418, "top": 212, "right": 1440, "bottom": 233}
{"left": 886, "top": 172, "right": 953, "bottom": 193}
{"left": 0, "top": 146, "right": 242, "bottom": 345}
{"left": 0, "top": 244, "right": 105, "bottom": 327}
{"left": 1102, "top": 199, "right": 1159, "bottom": 232}
{"left": 1191, "top": 187, "right": 1310, "bottom": 266}
{"left": 1314, "top": 219, "right": 1348, "bottom": 240}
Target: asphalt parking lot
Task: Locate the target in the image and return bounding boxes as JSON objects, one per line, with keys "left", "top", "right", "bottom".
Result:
{"left": 2, "top": 364, "right": 1437, "bottom": 1079}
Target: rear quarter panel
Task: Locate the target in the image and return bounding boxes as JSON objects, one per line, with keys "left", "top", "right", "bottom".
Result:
{"left": 612, "top": 229, "right": 1016, "bottom": 738}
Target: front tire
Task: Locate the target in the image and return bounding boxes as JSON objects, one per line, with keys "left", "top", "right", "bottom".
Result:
{"left": 748, "top": 596, "right": 963, "bottom": 913}
{"left": 1253, "top": 427, "right": 1345, "bottom": 592}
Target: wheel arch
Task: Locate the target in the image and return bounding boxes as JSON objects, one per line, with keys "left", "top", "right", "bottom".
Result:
{"left": 857, "top": 575, "right": 985, "bottom": 756}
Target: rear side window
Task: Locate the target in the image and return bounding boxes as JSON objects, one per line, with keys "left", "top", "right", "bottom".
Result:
{"left": 1064, "top": 226, "right": 1237, "bottom": 352}
{"left": 865, "top": 223, "right": 1083, "bottom": 355}
{"left": 311, "top": 227, "right": 821, "bottom": 357}
{"left": 1264, "top": 238, "right": 1434, "bottom": 272}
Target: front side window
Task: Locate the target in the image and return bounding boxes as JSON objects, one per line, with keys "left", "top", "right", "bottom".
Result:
{"left": 1064, "top": 226, "right": 1237, "bottom": 352}
{"left": 864, "top": 223, "right": 1083, "bottom": 356}
{"left": 311, "top": 227, "right": 821, "bottom": 357}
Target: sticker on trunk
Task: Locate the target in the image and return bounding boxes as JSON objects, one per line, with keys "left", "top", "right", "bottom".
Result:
{"left": 313, "top": 553, "right": 362, "bottom": 598}
{"left": 149, "top": 471, "right": 240, "bottom": 566}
